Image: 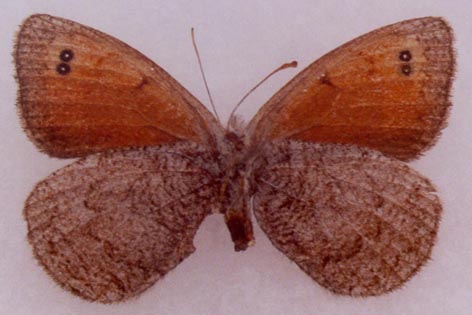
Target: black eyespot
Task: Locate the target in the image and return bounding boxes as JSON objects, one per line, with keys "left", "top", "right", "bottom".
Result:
{"left": 401, "top": 64, "right": 412, "bottom": 76}
{"left": 399, "top": 50, "right": 412, "bottom": 62}
{"left": 59, "top": 49, "right": 74, "bottom": 62}
{"left": 56, "top": 63, "right": 71, "bottom": 75}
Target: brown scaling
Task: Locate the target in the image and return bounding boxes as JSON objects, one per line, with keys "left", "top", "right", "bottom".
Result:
{"left": 15, "top": 15, "right": 454, "bottom": 303}
{"left": 135, "top": 76, "right": 150, "bottom": 89}
{"left": 251, "top": 141, "right": 442, "bottom": 296}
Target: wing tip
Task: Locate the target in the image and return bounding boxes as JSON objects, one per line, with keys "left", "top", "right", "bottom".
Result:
{"left": 404, "top": 16, "right": 456, "bottom": 162}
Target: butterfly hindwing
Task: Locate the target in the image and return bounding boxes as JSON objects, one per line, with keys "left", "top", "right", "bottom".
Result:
{"left": 247, "top": 17, "right": 454, "bottom": 161}
{"left": 252, "top": 141, "right": 441, "bottom": 296}
{"left": 15, "top": 14, "right": 223, "bottom": 158}
{"left": 24, "top": 143, "right": 219, "bottom": 302}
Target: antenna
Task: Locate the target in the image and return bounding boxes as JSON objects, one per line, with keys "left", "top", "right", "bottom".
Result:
{"left": 191, "top": 28, "right": 221, "bottom": 125}
{"left": 227, "top": 60, "right": 298, "bottom": 130}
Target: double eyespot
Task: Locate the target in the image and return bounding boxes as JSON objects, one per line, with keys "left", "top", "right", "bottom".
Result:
{"left": 398, "top": 49, "right": 412, "bottom": 76}
{"left": 56, "top": 49, "right": 74, "bottom": 75}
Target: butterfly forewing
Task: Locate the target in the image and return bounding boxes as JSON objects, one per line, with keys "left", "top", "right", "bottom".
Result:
{"left": 252, "top": 141, "right": 441, "bottom": 296}
{"left": 24, "top": 143, "right": 219, "bottom": 302}
{"left": 15, "top": 14, "right": 223, "bottom": 158}
{"left": 247, "top": 17, "right": 454, "bottom": 161}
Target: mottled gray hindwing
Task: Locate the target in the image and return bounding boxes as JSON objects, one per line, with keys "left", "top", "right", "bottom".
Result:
{"left": 252, "top": 141, "right": 441, "bottom": 296}
{"left": 24, "top": 142, "right": 219, "bottom": 302}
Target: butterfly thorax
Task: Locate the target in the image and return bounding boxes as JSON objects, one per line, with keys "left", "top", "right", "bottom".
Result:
{"left": 218, "top": 131, "right": 255, "bottom": 251}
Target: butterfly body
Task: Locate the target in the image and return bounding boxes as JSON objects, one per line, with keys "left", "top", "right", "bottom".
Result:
{"left": 14, "top": 14, "right": 454, "bottom": 302}
{"left": 209, "top": 131, "right": 255, "bottom": 251}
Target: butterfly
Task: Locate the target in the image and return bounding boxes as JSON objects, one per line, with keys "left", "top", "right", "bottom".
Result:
{"left": 14, "top": 14, "right": 455, "bottom": 303}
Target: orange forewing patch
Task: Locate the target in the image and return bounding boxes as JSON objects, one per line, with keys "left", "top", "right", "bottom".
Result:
{"left": 248, "top": 17, "right": 454, "bottom": 161}
{"left": 16, "top": 15, "right": 223, "bottom": 158}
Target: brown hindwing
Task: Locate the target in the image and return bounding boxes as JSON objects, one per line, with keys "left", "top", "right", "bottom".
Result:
{"left": 252, "top": 140, "right": 441, "bottom": 296}
{"left": 24, "top": 142, "right": 219, "bottom": 302}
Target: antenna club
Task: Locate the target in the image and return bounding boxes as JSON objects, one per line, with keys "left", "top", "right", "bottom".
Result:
{"left": 226, "top": 59, "right": 299, "bottom": 129}
{"left": 284, "top": 60, "right": 298, "bottom": 69}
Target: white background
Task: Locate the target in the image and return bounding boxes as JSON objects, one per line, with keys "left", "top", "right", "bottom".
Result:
{"left": 1, "top": 1, "right": 471, "bottom": 314}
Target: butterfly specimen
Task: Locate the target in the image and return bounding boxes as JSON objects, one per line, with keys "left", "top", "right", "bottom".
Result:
{"left": 14, "top": 14, "right": 455, "bottom": 303}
